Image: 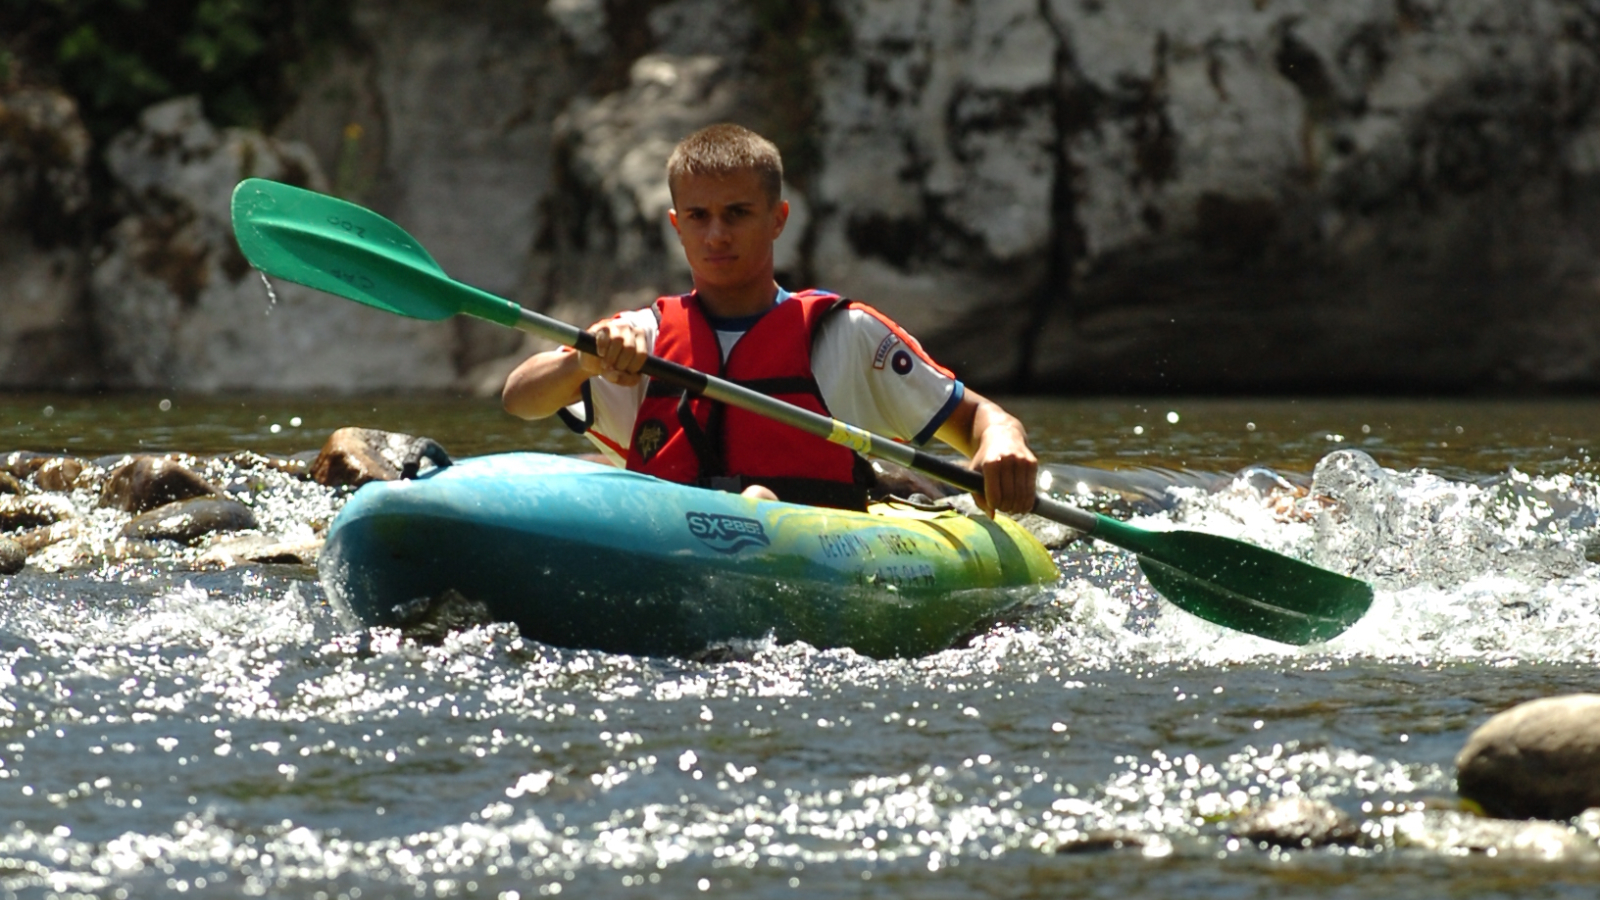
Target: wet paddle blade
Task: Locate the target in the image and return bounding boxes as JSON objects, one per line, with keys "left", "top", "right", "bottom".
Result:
{"left": 1094, "top": 517, "right": 1373, "bottom": 645}
{"left": 229, "top": 178, "right": 521, "bottom": 326}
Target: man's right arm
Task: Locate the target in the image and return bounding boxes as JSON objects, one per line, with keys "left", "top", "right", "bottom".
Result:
{"left": 502, "top": 318, "right": 651, "bottom": 420}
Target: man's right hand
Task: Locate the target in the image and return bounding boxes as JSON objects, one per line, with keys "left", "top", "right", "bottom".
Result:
{"left": 580, "top": 318, "right": 650, "bottom": 386}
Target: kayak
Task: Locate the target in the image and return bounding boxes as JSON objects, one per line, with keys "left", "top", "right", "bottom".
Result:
{"left": 318, "top": 453, "right": 1060, "bottom": 658}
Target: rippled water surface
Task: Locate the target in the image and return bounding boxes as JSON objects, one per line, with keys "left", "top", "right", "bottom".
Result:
{"left": 5, "top": 394, "right": 1600, "bottom": 899}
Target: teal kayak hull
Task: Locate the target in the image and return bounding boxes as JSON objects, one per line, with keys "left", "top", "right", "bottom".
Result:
{"left": 318, "top": 453, "right": 1059, "bottom": 658}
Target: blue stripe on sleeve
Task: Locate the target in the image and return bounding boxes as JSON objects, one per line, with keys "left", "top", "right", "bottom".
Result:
{"left": 912, "top": 381, "right": 964, "bottom": 446}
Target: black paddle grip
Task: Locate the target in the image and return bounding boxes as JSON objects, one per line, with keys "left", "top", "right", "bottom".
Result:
{"left": 571, "top": 330, "right": 710, "bottom": 394}
{"left": 909, "top": 449, "right": 986, "bottom": 495}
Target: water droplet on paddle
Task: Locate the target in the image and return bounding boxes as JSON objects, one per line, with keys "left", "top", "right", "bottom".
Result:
{"left": 258, "top": 271, "right": 279, "bottom": 314}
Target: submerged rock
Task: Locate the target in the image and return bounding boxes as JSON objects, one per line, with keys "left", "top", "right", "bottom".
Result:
{"left": 119, "top": 496, "right": 258, "bottom": 545}
{"left": 310, "top": 427, "right": 417, "bottom": 487}
{"left": 1389, "top": 809, "right": 1600, "bottom": 862}
{"left": 0, "top": 536, "right": 23, "bottom": 574}
{"left": 99, "top": 456, "right": 220, "bottom": 513}
{"left": 1228, "top": 796, "right": 1360, "bottom": 848}
{"left": 1055, "top": 829, "right": 1170, "bottom": 855}
{"left": 1456, "top": 694, "right": 1600, "bottom": 821}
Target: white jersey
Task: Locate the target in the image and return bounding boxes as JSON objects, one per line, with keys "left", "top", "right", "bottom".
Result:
{"left": 566, "top": 292, "right": 965, "bottom": 466}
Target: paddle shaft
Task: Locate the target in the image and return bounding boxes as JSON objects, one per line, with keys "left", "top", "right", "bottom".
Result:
{"left": 497, "top": 303, "right": 1099, "bottom": 531}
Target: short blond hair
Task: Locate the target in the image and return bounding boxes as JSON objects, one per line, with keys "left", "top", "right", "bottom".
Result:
{"left": 666, "top": 123, "right": 783, "bottom": 206}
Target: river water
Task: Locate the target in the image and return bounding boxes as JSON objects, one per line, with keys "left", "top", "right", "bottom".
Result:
{"left": 3, "top": 393, "right": 1600, "bottom": 899}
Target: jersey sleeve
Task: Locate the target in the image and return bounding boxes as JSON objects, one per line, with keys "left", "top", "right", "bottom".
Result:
{"left": 562, "top": 308, "right": 659, "bottom": 465}
{"left": 810, "top": 305, "right": 964, "bottom": 446}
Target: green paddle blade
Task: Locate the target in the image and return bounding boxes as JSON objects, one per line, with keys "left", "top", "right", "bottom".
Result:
{"left": 229, "top": 178, "right": 522, "bottom": 327}
{"left": 1093, "top": 516, "right": 1372, "bottom": 645}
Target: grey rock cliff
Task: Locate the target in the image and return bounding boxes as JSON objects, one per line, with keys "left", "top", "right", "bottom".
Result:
{"left": 8, "top": 0, "right": 1600, "bottom": 393}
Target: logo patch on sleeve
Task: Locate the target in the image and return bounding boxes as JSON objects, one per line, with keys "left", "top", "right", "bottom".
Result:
{"left": 891, "top": 349, "right": 914, "bottom": 375}
{"left": 872, "top": 333, "right": 903, "bottom": 370}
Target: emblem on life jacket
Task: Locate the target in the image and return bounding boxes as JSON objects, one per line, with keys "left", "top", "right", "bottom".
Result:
{"left": 891, "top": 349, "right": 914, "bottom": 375}
{"left": 685, "top": 512, "right": 771, "bottom": 553}
{"left": 635, "top": 419, "right": 667, "bottom": 463}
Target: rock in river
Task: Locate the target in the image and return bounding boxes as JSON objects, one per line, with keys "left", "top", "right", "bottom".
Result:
{"left": 99, "top": 456, "right": 220, "bottom": 513}
{"left": 1456, "top": 694, "right": 1600, "bottom": 820}
{"left": 309, "top": 427, "right": 417, "bottom": 487}
{"left": 0, "top": 536, "right": 24, "bottom": 574}
{"left": 1227, "top": 796, "right": 1360, "bottom": 848}
{"left": 119, "top": 497, "right": 258, "bottom": 545}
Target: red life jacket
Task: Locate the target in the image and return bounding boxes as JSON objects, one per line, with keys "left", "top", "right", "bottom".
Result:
{"left": 625, "top": 290, "right": 873, "bottom": 509}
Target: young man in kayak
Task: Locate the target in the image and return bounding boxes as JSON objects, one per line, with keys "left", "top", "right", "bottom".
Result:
{"left": 502, "top": 123, "right": 1037, "bottom": 516}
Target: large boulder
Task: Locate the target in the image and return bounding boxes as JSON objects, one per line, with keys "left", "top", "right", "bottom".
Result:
{"left": 0, "top": 86, "right": 96, "bottom": 388}
{"left": 1456, "top": 694, "right": 1600, "bottom": 820}
{"left": 89, "top": 96, "right": 461, "bottom": 391}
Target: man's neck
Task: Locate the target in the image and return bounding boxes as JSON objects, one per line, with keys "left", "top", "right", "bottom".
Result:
{"left": 694, "top": 279, "right": 779, "bottom": 318}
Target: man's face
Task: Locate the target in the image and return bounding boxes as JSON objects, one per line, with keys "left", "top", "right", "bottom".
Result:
{"left": 668, "top": 170, "right": 789, "bottom": 293}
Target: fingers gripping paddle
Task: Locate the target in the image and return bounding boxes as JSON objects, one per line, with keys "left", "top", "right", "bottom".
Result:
{"left": 231, "top": 178, "right": 1374, "bottom": 645}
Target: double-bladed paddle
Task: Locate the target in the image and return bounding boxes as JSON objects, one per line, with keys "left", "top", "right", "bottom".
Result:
{"left": 229, "top": 178, "right": 1373, "bottom": 645}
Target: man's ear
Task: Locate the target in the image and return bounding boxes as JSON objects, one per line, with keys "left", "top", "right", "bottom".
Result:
{"left": 772, "top": 200, "right": 790, "bottom": 238}
{"left": 668, "top": 208, "right": 680, "bottom": 235}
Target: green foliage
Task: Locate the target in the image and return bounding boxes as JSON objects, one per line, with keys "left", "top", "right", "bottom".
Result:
{"left": 0, "top": 0, "right": 351, "bottom": 142}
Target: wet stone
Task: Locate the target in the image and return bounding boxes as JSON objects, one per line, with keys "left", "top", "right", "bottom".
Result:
{"left": 99, "top": 456, "right": 220, "bottom": 513}
{"left": 228, "top": 450, "right": 313, "bottom": 479}
{"left": 119, "top": 496, "right": 259, "bottom": 545}
{"left": 14, "top": 520, "right": 81, "bottom": 553}
{"left": 1, "top": 451, "right": 68, "bottom": 478}
{"left": 0, "top": 495, "right": 70, "bottom": 532}
{"left": 0, "top": 472, "right": 24, "bottom": 495}
{"left": 0, "top": 536, "right": 24, "bottom": 574}
{"left": 1456, "top": 694, "right": 1600, "bottom": 820}
{"left": 35, "top": 456, "right": 92, "bottom": 492}
{"left": 1228, "top": 796, "right": 1360, "bottom": 848}
{"left": 310, "top": 427, "right": 418, "bottom": 487}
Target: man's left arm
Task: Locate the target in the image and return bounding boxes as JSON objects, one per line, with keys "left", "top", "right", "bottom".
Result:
{"left": 933, "top": 391, "right": 1038, "bottom": 516}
